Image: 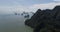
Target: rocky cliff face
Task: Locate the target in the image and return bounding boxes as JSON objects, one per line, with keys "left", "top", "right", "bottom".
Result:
{"left": 25, "top": 5, "right": 60, "bottom": 32}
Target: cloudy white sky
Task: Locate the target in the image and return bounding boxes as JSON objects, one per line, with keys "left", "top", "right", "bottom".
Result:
{"left": 0, "top": 0, "right": 60, "bottom": 14}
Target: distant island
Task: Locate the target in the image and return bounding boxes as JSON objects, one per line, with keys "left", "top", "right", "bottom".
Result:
{"left": 20, "top": 11, "right": 34, "bottom": 18}
{"left": 14, "top": 11, "right": 34, "bottom": 18}
{"left": 14, "top": 12, "right": 20, "bottom": 15}
{"left": 25, "top": 5, "right": 60, "bottom": 32}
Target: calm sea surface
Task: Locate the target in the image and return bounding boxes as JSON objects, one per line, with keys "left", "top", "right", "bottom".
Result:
{"left": 0, "top": 15, "right": 33, "bottom": 32}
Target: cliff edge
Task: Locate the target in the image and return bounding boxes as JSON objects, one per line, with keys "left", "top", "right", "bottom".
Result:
{"left": 25, "top": 5, "right": 60, "bottom": 32}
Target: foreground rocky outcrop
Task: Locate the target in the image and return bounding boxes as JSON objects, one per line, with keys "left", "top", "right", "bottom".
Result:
{"left": 25, "top": 5, "right": 60, "bottom": 32}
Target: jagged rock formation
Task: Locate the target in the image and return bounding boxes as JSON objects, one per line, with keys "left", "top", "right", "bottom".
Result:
{"left": 25, "top": 5, "right": 60, "bottom": 32}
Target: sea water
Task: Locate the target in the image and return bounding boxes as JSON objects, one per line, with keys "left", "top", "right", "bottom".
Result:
{"left": 0, "top": 14, "right": 33, "bottom": 32}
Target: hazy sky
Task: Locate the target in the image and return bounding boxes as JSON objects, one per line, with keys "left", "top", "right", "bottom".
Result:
{"left": 0, "top": 0, "right": 60, "bottom": 14}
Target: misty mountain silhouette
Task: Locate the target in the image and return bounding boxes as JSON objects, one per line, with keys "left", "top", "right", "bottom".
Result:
{"left": 25, "top": 5, "right": 60, "bottom": 32}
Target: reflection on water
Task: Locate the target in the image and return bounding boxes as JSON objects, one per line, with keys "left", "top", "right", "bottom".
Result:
{"left": 0, "top": 15, "right": 33, "bottom": 32}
